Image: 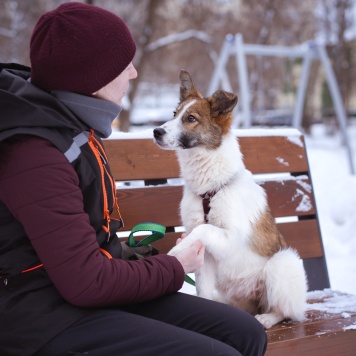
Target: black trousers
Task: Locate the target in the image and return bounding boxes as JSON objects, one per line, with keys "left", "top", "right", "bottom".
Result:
{"left": 35, "top": 293, "right": 267, "bottom": 356}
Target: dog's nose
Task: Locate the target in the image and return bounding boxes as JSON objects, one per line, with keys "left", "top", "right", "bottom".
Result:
{"left": 153, "top": 127, "right": 166, "bottom": 139}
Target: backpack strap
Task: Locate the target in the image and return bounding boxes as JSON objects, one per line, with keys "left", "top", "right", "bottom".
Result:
{"left": 0, "top": 127, "right": 89, "bottom": 165}
{"left": 64, "top": 131, "right": 90, "bottom": 163}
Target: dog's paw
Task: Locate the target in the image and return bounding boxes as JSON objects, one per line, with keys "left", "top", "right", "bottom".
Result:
{"left": 255, "top": 312, "right": 284, "bottom": 329}
{"left": 167, "top": 244, "right": 184, "bottom": 257}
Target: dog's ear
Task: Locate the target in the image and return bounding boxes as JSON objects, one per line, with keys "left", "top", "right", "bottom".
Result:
{"left": 179, "top": 70, "right": 203, "bottom": 102}
{"left": 208, "top": 90, "right": 238, "bottom": 117}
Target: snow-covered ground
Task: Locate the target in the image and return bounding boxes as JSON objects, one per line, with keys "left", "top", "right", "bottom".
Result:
{"left": 304, "top": 123, "right": 356, "bottom": 295}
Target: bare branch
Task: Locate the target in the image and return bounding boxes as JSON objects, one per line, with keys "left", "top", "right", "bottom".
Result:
{"left": 146, "top": 30, "right": 211, "bottom": 52}
{"left": 0, "top": 27, "right": 15, "bottom": 38}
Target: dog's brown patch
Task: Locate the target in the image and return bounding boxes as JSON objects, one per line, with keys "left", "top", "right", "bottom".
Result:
{"left": 175, "top": 99, "right": 222, "bottom": 149}
{"left": 177, "top": 70, "right": 238, "bottom": 149}
{"left": 250, "top": 207, "right": 287, "bottom": 257}
{"left": 207, "top": 90, "right": 237, "bottom": 135}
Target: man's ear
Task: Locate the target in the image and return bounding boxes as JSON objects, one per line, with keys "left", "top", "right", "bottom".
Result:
{"left": 179, "top": 70, "right": 203, "bottom": 102}
{"left": 208, "top": 90, "right": 238, "bottom": 117}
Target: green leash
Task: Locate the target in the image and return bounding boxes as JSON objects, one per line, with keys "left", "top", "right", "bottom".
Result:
{"left": 127, "top": 222, "right": 166, "bottom": 247}
{"left": 184, "top": 274, "right": 196, "bottom": 286}
{"left": 127, "top": 222, "right": 196, "bottom": 287}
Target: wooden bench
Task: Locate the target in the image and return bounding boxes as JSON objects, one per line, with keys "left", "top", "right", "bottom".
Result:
{"left": 104, "top": 128, "right": 356, "bottom": 355}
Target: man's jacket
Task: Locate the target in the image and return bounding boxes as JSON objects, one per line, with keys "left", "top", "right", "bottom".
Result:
{"left": 0, "top": 64, "right": 184, "bottom": 355}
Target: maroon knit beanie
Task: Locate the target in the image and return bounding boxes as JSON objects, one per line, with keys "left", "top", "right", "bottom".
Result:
{"left": 30, "top": 2, "right": 136, "bottom": 95}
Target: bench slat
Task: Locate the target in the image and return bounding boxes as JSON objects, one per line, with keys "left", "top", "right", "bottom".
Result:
{"left": 105, "top": 138, "right": 179, "bottom": 181}
{"left": 131, "top": 219, "right": 323, "bottom": 261}
{"left": 116, "top": 186, "right": 181, "bottom": 228}
{"left": 239, "top": 135, "right": 308, "bottom": 174}
{"left": 278, "top": 220, "right": 323, "bottom": 259}
{"left": 115, "top": 177, "right": 316, "bottom": 229}
{"left": 260, "top": 178, "right": 315, "bottom": 217}
{"left": 103, "top": 134, "right": 308, "bottom": 181}
{"left": 266, "top": 313, "right": 356, "bottom": 355}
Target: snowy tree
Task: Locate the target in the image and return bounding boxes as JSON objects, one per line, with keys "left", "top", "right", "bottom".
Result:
{"left": 318, "top": 0, "right": 355, "bottom": 113}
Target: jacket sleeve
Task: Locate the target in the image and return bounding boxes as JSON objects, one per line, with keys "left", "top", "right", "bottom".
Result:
{"left": 1, "top": 136, "right": 185, "bottom": 307}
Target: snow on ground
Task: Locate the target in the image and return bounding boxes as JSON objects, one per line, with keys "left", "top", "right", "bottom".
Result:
{"left": 305, "top": 123, "right": 356, "bottom": 295}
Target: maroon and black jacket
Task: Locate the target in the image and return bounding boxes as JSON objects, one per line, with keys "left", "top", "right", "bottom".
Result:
{"left": 0, "top": 64, "right": 184, "bottom": 355}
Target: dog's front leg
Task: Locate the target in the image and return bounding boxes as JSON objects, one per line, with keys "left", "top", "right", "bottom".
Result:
{"left": 167, "top": 230, "right": 201, "bottom": 257}
{"left": 168, "top": 224, "right": 228, "bottom": 258}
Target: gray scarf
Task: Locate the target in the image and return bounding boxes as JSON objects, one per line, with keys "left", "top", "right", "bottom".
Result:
{"left": 52, "top": 91, "right": 122, "bottom": 138}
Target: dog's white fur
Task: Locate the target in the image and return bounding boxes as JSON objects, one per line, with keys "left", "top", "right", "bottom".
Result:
{"left": 153, "top": 70, "right": 307, "bottom": 328}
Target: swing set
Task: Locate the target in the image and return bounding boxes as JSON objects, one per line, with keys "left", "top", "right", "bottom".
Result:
{"left": 208, "top": 33, "right": 354, "bottom": 174}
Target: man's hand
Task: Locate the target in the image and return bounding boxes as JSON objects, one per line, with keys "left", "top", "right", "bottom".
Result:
{"left": 173, "top": 239, "right": 205, "bottom": 274}
{"left": 175, "top": 232, "right": 187, "bottom": 245}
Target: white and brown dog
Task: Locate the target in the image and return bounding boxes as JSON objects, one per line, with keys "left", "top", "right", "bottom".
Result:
{"left": 153, "top": 70, "right": 307, "bottom": 329}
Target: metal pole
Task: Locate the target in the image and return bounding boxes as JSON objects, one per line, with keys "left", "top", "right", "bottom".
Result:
{"left": 207, "top": 34, "right": 234, "bottom": 96}
{"left": 292, "top": 45, "right": 314, "bottom": 129}
{"left": 317, "top": 44, "right": 355, "bottom": 174}
{"left": 235, "top": 34, "right": 252, "bottom": 128}
{"left": 243, "top": 43, "right": 306, "bottom": 58}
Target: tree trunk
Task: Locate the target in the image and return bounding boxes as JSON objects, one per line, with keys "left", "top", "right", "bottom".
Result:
{"left": 119, "top": 0, "right": 161, "bottom": 132}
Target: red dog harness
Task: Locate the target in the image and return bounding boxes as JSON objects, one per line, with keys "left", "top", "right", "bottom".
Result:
{"left": 200, "top": 191, "right": 216, "bottom": 223}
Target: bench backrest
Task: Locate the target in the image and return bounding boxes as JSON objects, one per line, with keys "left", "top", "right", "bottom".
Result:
{"left": 104, "top": 129, "right": 330, "bottom": 291}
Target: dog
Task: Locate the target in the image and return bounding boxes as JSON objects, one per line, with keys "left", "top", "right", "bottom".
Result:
{"left": 153, "top": 70, "right": 308, "bottom": 329}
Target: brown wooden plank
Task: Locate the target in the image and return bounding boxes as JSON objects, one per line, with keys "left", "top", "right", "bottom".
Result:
{"left": 123, "top": 220, "right": 323, "bottom": 258}
{"left": 266, "top": 314, "right": 356, "bottom": 355}
{"left": 104, "top": 138, "right": 179, "bottom": 181}
{"left": 115, "top": 185, "right": 183, "bottom": 230}
{"left": 118, "top": 220, "right": 323, "bottom": 258}
{"left": 103, "top": 134, "right": 308, "bottom": 181}
{"left": 278, "top": 220, "right": 323, "bottom": 259}
{"left": 261, "top": 178, "right": 316, "bottom": 217}
{"left": 274, "top": 307, "right": 356, "bottom": 329}
{"left": 266, "top": 300, "right": 356, "bottom": 342}
{"left": 239, "top": 135, "right": 308, "bottom": 174}
{"left": 114, "top": 177, "right": 316, "bottom": 231}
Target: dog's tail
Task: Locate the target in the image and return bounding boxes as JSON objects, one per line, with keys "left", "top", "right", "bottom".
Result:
{"left": 263, "top": 248, "right": 308, "bottom": 321}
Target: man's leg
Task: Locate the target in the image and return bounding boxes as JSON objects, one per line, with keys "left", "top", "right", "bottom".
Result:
{"left": 34, "top": 307, "right": 242, "bottom": 356}
{"left": 123, "top": 292, "right": 267, "bottom": 356}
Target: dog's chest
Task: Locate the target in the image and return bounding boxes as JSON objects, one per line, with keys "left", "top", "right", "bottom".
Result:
{"left": 181, "top": 187, "right": 222, "bottom": 228}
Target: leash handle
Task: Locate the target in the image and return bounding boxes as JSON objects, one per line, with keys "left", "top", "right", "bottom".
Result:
{"left": 127, "top": 222, "right": 166, "bottom": 247}
{"left": 127, "top": 222, "right": 196, "bottom": 287}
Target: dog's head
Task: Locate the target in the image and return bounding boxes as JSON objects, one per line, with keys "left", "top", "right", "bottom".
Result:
{"left": 153, "top": 70, "right": 238, "bottom": 150}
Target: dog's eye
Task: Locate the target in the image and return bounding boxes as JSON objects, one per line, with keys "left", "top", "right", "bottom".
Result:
{"left": 188, "top": 115, "right": 196, "bottom": 123}
{"left": 173, "top": 111, "right": 176, "bottom": 117}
